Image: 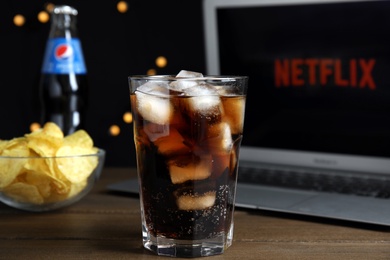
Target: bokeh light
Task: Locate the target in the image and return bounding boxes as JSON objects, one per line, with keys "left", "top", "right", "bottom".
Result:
{"left": 45, "top": 3, "right": 55, "bottom": 13}
{"left": 123, "top": 112, "right": 133, "bottom": 123}
{"left": 13, "top": 14, "right": 25, "bottom": 27}
{"left": 147, "top": 69, "right": 157, "bottom": 75}
{"left": 109, "top": 125, "right": 121, "bottom": 136}
{"left": 117, "top": 1, "right": 128, "bottom": 13}
{"left": 155, "top": 56, "right": 167, "bottom": 68}
{"left": 38, "top": 11, "right": 50, "bottom": 23}
{"left": 30, "top": 122, "right": 41, "bottom": 132}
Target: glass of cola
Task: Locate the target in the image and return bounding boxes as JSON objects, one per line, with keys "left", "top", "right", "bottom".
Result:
{"left": 128, "top": 71, "right": 248, "bottom": 257}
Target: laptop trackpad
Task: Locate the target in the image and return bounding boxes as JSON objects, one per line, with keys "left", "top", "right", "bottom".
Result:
{"left": 235, "top": 183, "right": 317, "bottom": 209}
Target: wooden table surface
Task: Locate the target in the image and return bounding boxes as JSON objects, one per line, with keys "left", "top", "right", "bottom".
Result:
{"left": 1, "top": 167, "right": 389, "bottom": 259}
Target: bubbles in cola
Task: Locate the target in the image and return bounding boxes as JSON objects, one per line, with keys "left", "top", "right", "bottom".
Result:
{"left": 131, "top": 71, "right": 246, "bottom": 240}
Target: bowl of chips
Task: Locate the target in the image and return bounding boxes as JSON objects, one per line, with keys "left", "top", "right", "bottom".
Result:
{"left": 0, "top": 122, "right": 105, "bottom": 212}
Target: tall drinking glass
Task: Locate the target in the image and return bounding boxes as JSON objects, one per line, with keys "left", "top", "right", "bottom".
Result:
{"left": 128, "top": 73, "right": 248, "bottom": 257}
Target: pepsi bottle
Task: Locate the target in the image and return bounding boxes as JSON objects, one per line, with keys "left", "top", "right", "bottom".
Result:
{"left": 39, "top": 5, "right": 88, "bottom": 135}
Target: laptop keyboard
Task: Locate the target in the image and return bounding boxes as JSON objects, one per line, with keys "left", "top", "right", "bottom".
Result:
{"left": 238, "top": 165, "right": 390, "bottom": 199}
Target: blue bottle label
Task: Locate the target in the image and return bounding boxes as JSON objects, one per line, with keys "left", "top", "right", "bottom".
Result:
{"left": 42, "top": 38, "right": 87, "bottom": 74}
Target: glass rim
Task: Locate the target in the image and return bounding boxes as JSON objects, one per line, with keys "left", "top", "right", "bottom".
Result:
{"left": 0, "top": 148, "right": 105, "bottom": 159}
{"left": 129, "top": 75, "right": 248, "bottom": 81}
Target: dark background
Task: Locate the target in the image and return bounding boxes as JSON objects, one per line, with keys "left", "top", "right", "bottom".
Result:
{"left": 1, "top": 0, "right": 205, "bottom": 167}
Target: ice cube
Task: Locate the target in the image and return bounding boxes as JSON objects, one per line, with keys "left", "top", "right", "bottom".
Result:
{"left": 168, "top": 155, "right": 212, "bottom": 184}
{"left": 137, "top": 81, "right": 170, "bottom": 95}
{"left": 170, "top": 70, "right": 204, "bottom": 91}
{"left": 214, "top": 85, "right": 229, "bottom": 96}
{"left": 197, "top": 123, "right": 235, "bottom": 179}
{"left": 222, "top": 96, "right": 246, "bottom": 135}
{"left": 206, "top": 122, "right": 233, "bottom": 151}
{"left": 214, "top": 84, "right": 237, "bottom": 96}
{"left": 211, "top": 152, "right": 230, "bottom": 179}
{"left": 211, "top": 147, "right": 239, "bottom": 179}
{"left": 153, "top": 127, "right": 191, "bottom": 156}
{"left": 176, "top": 70, "right": 204, "bottom": 78}
{"left": 143, "top": 123, "right": 169, "bottom": 142}
{"left": 219, "top": 122, "right": 233, "bottom": 150}
{"left": 170, "top": 79, "right": 199, "bottom": 91}
{"left": 135, "top": 83, "right": 173, "bottom": 125}
{"left": 135, "top": 128, "right": 153, "bottom": 148}
{"left": 176, "top": 191, "right": 216, "bottom": 210}
{"left": 183, "top": 84, "right": 216, "bottom": 97}
{"left": 184, "top": 85, "right": 222, "bottom": 113}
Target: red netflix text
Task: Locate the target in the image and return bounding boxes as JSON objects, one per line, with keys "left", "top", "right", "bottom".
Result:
{"left": 274, "top": 58, "right": 376, "bottom": 89}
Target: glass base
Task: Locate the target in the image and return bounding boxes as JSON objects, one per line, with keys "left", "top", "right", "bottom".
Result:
{"left": 142, "top": 225, "right": 234, "bottom": 257}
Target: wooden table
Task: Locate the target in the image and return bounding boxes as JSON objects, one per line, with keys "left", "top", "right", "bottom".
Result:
{"left": 1, "top": 168, "right": 389, "bottom": 259}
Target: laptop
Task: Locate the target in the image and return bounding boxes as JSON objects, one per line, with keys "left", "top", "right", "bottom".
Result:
{"left": 108, "top": 0, "right": 390, "bottom": 226}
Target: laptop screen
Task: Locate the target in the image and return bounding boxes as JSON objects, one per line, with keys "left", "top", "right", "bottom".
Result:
{"left": 206, "top": 0, "right": 390, "bottom": 161}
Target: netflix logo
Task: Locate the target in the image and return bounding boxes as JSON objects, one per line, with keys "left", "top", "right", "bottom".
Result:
{"left": 274, "top": 58, "right": 376, "bottom": 89}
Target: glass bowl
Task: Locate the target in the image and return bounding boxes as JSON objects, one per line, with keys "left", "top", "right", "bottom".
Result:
{"left": 0, "top": 149, "right": 105, "bottom": 212}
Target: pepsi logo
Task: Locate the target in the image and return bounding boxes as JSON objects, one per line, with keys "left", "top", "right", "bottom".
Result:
{"left": 55, "top": 44, "right": 73, "bottom": 60}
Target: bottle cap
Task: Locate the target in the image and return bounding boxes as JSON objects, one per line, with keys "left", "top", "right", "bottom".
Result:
{"left": 53, "top": 5, "right": 78, "bottom": 16}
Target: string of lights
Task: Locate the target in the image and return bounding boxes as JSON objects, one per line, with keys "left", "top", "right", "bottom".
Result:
{"left": 13, "top": 1, "right": 169, "bottom": 137}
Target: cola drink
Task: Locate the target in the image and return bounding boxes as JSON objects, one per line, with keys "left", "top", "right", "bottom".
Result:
{"left": 39, "top": 5, "right": 88, "bottom": 135}
{"left": 129, "top": 71, "right": 248, "bottom": 257}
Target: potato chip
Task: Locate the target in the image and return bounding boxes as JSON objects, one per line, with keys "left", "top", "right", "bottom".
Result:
{"left": 64, "top": 130, "right": 94, "bottom": 148}
{"left": 3, "top": 182, "right": 44, "bottom": 204}
{"left": 26, "top": 122, "right": 64, "bottom": 141}
{"left": 27, "top": 138, "right": 57, "bottom": 157}
{"left": 50, "top": 178, "right": 71, "bottom": 195}
{"left": 22, "top": 147, "right": 70, "bottom": 195}
{"left": 2, "top": 140, "right": 30, "bottom": 157}
{"left": 42, "top": 122, "right": 64, "bottom": 137}
{"left": 26, "top": 122, "right": 64, "bottom": 151}
{"left": 2, "top": 137, "right": 28, "bottom": 151}
{"left": 0, "top": 140, "right": 7, "bottom": 154}
{"left": 0, "top": 121, "right": 100, "bottom": 206}
{"left": 0, "top": 159, "right": 26, "bottom": 188}
{"left": 44, "top": 190, "right": 68, "bottom": 203}
{"left": 67, "top": 180, "right": 88, "bottom": 198}
{"left": 44, "top": 181, "right": 85, "bottom": 203}
{"left": 23, "top": 171, "right": 53, "bottom": 198}
{"left": 56, "top": 146, "right": 98, "bottom": 184}
{"left": 24, "top": 156, "right": 51, "bottom": 174}
{"left": 0, "top": 144, "right": 30, "bottom": 188}
{"left": 23, "top": 161, "right": 69, "bottom": 197}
